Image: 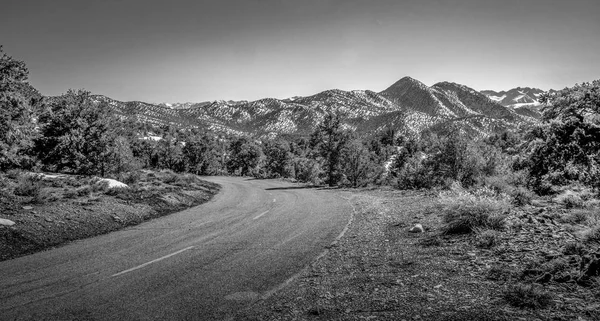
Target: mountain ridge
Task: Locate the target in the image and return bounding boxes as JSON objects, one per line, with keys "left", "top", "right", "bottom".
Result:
{"left": 86, "top": 77, "right": 538, "bottom": 139}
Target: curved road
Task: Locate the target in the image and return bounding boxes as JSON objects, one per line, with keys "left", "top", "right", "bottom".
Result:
{"left": 0, "top": 177, "right": 353, "bottom": 320}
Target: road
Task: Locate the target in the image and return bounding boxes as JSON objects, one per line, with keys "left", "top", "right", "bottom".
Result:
{"left": 0, "top": 177, "right": 353, "bottom": 320}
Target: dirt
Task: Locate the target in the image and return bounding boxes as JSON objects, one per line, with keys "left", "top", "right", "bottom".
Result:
{"left": 0, "top": 170, "right": 219, "bottom": 261}
{"left": 236, "top": 188, "right": 600, "bottom": 321}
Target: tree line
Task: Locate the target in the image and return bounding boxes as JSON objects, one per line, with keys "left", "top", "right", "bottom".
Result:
{"left": 2, "top": 46, "right": 600, "bottom": 194}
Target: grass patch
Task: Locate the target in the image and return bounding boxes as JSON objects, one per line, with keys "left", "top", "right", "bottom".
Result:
{"left": 502, "top": 284, "right": 552, "bottom": 309}
{"left": 439, "top": 184, "right": 511, "bottom": 234}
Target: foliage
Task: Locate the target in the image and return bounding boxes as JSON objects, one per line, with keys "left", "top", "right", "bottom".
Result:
{"left": 310, "top": 112, "right": 350, "bottom": 186}
{"left": 35, "top": 90, "right": 119, "bottom": 176}
{"left": 0, "top": 47, "right": 39, "bottom": 170}
{"left": 522, "top": 80, "right": 600, "bottom": 193}
{"left": 227, "top": 137, "right": 263, "bottom": 176}
{"left": 263, "top": 139, "right": 294, "bottom": 178}
{"left": 341, "top": 138, "right": 378, "bottom": 187}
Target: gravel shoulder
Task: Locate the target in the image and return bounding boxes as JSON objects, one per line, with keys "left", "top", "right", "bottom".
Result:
{"left": 237, "top": 188, "right": 600, "bottom": 321}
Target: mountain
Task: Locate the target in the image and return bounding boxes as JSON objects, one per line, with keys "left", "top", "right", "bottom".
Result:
{"left": 481, "top": 87, "right": 554, "bottom": 108}
{"left": 88, "top": 77, "right": 537, "bottom": 139}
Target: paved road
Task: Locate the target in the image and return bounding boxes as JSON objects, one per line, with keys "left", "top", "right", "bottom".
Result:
{"left": 0, "top": 177, "right": 353, "bottom": 320}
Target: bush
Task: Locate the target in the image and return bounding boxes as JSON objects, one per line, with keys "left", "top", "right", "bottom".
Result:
{"left": 119, "top": 170, "right": 142, "bottom": 185}
{"left": 555, "top": 192, "right": 585, "bottom": 209}
{"left": 76, "top": 185, "right": 92, "bottom": 197}
{"left": 584, "top": 225, "right": 600, "bottom": 243}
{"left": 439, "top": 184, "right": 511, "bottom": 234}
{"left": 160, "top": 170, "right": 179, "bottom": 184}
{"left": 475, "top": 229, "right": 500, "bottom": 248}
{"left": 13, "top": 174, "right": 43, "bottom": 197}
{"left": 562, "top": 242, "right": 585, "bottom": 255}
{"left": 510, "top": 187, "right": 534, "bottom": 206}
{"left": 502, "top": 284, "right": 552, "bottom": 309}
{"left": 559, "top": 209, "right": 590, "bottom": 224}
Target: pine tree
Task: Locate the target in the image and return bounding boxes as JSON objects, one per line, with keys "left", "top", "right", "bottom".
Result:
{"left": 0, "top": 47, "right": 39, "bottom": 170}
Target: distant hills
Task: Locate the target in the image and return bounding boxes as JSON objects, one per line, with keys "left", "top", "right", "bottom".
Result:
{"left": 87, "top": 77, "right": 547, "bottom": 138}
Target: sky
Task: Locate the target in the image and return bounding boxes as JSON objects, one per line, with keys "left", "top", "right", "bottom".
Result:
{"left": 1, "top": 0, "right": 599, "bottom": 103}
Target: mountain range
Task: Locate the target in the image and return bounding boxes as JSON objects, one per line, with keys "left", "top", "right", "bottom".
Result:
{"left": 89, "top": 77, "right": 547, "bottom": 139}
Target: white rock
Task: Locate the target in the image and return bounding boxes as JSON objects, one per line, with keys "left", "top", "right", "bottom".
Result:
{"left": 22, "top": 206, "right": 33, "bottom": 210}
{"left": 409, "top": 223, "right": 425, "bottom": 233}
{"left": 0, "top": 218, "right": 16, "bottom": 226}
{"left": 96, "top": 178, "right": 129, "bottom": 189}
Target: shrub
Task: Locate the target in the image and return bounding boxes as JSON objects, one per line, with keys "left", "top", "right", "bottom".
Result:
{"left": 6, "top": 169, "right": 22, "bottom": 179}
{"left": 475, "top": 229, "right": 500, "bottom": 248}
{"left": 160, "top": 170, "right": 179, "bottom": 184}
{"left": 556, "top": 192, "right": 585, "bottom": 209}
{"left": 119, "top": 170, "right": 142, "bottom": 185}
{"left": 562, "top": 242, "right": 585, "bottom": 255}
{"left": 559, "top": 209, "right": 590, "bottom": 224}
{"left": 510, "top": 187, "right": 534, "bottom": 206}
{"left": 76, "top": 185, "right": 92, "bottom": 197}
{"left": 584, "top": 225, "right": 600, "bottom": 243}
{"left": 63, "top": 189, "right": 78, "bottom": 199}
{"left": 13, "top": 174, "right": 43, "bottom": 197}
{"left": 439, "top": 184, "right": 511, "bottom": 234}
{"left": 502, "top": 284, "right": 552, "bottom": 309}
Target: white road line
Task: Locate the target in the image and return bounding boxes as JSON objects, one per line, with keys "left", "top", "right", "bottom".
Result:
{"left": 111, "top": 246, "right": 195, "bottom": 277}
{"left": 253, "top": 210, "right": 269, "bottom": 220}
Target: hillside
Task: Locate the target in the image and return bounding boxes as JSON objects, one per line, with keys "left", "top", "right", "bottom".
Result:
{"left": 87, "top": 77, "right": 537, "bottom": 139}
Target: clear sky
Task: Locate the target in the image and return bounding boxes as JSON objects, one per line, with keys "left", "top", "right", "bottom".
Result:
{"left": 2, "top": 0, "right": 599, "bottom": 103}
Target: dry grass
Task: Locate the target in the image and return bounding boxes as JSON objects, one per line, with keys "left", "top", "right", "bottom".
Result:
{"left": 439, "top": 184, "right": 511, "bottom": 234}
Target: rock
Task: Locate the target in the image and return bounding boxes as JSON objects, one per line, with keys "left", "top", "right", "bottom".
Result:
{"left": 409, "top": 224, "right": 425, "bottom": 233}
{"left": 22, "top": 206, "right": 33, "bottom": 210}
{"left": 95, "top": 178, "right": 128, "bottom": 189}
{"left": 0, "top": 218, "right": 16, "bottom": 226}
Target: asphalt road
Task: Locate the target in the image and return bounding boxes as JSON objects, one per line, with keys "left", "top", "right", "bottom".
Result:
{"left": 0, "top": 177, "right": 353, "bottom": 320}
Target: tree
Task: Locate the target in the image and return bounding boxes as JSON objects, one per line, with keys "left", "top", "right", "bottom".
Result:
{"left": 523, "top": 81, "right": 600, "bottom": 191}
{"left": 227, "top": 137, "right": 263, "bottom": 176}
{"left": 35, "top": 90, "right": 118, "bottom": 176}
{"left": 341, "top": 138, "right": 377, "bottom": 187}
{"left": 182, "top": 133, "right": 223, "bottom": 175}
{"left": 310, "top": 111, "right": 350, "bottom": 186}
{"left": 0, "top": 47, "right": 39, "bottom": 170}
{"left": 263, "top": 139, "right": 293, "bottom": 178}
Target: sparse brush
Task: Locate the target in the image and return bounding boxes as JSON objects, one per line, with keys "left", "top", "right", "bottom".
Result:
{"left": 559, "top": 209, "right": 590, "bottom": 224}
{"left": 583, "top": 225, "right": 600, "bottom": 243}
{"left": 160, "top": 170, "right": 179, "bottom": 184}
{"left": 510, "top": 187, "right": 534, "bottom": 206}
{"left": 487, "top": 265, "right": 513, "bottom": 281}
{"left": 555, "top": 192, "right": 585, "bottom": 209}
{"left": 475, "top": 229, "right": 500, "bottom": 248}
{"left": 63, "top": 189, "right": 78, "bottom": 199}
{"left": 119, "top": 171, "right": 142, "bottom": 185}
{"left": 13, "top": 174, "right": 43, "bottom": 197}
{"left": 76, "top": 185, "right": 92, "bottom": 197}
{"left": 440, "top": 184, "right": 511, "bottom": 234}
{"left": 562, "top": 242, "right": 585, "bottom": 255}
{"left": 6, "top": 169, "right": 22, "bottom": 179}
{"left": 502, "top": 283, "right": 552, "bottom": 309}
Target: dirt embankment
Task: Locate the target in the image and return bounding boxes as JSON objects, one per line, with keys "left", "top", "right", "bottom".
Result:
{"left": 0, "top": 170, "right": 219, "bottom": 261}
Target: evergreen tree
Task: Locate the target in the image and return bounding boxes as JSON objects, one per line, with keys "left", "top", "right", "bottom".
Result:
{"left": 0, "top": 47, "right": 39, "bottom": 170}
{"left": 310, "top": 112, "right": 349, "bottom": 186}
{"left": 35, "top": 90, "right": 118, "bottom": 176}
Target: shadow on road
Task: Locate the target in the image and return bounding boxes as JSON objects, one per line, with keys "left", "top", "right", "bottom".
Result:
{"left": 265, "top": 185, "right": 324, "bottom": 191}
